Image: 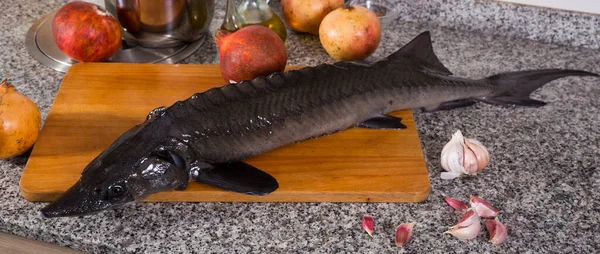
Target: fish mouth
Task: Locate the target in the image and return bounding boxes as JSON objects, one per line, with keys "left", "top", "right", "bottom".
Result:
{"left": 41, "top": 180, "right": 113, "bottom": 218}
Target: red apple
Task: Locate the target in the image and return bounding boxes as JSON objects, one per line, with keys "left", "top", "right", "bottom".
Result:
{"left": 319, "top": 5, "right": 381, "bottom": 61}
{"left": 52, "top": 1, "right": 122, "bottom": 62}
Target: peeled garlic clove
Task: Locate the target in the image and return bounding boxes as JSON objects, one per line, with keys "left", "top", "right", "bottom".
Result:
{"left": 485, "top": 218, "right": 508, "bottom": 246}
{"left": 362, "top": 215, "right": 375, "bottom": 236}
{"left": 452, "top": 210, "right": 479, "bottom": 228}
{"left": 470, "top": 196, "right": 499, "bottom": 219}
{"left": 443, "top": 195, "right": 469, "bottom": 213}
{"left": 395, "top": 223, "right": 415, "bottom": 247}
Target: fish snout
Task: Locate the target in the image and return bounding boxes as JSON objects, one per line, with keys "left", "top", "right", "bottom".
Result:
{"left": 40, "top": 205, "right": 68, "bottom": 218}
{"left": 40, "top": 180, "right": 110, "bottom": 218}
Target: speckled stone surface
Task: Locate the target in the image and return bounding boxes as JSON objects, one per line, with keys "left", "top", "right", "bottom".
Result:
{"left": 396, "top": 0, "right": 600, "bottom": 50}
{"left": 1, "top": 0, "right": 599, "bottom": 253}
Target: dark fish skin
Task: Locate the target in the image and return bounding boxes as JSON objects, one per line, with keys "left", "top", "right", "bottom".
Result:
{"left": 167, "top": 61, "right": 474, "bottom": 162}
{"left": 40, "top": 31, "right": 598, "bottom": 218}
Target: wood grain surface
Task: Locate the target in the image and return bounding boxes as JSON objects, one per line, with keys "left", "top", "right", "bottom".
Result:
{"left": 0, "top": 233, "right": 84, "bottom": 254}
{"left": 20, "top": 63, "right": 430, "bottom": 203}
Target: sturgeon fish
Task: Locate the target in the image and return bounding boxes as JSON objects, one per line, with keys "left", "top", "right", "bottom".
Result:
{"left": 41, "top": 31, "right": 597, "bottom": 217}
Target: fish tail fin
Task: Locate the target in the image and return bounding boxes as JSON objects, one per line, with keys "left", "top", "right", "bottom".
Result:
{"left": 477, "top": 69, "right": 599, "bottom": 107}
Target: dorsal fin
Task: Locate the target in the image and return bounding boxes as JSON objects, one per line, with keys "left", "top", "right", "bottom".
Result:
{"left": 389, "top": 31, "right": 453, "bottom": 75}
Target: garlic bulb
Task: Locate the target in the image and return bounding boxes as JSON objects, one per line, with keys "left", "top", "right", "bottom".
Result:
{"left": 440, "top": 130, "right": 489, "bottom": 179}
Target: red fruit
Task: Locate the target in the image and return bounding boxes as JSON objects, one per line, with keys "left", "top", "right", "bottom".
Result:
{"left": 52, "top": 1, "right": 122, "bottom": 62}
{"left": 215, "top": 25, "right": 287, "bottom": 83}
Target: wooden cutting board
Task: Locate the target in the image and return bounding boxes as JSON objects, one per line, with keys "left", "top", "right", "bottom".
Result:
{"left": 20, "top": 63, "right": 430, "bottom": 203}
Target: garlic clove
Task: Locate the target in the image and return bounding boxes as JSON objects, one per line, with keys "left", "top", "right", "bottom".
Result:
{"left": 462, "top": 143, "right": 480, "bottom": 174}
{"left": 440, "top": 171, "right": 462, "bottom": 180}
{"left": 395, "top": 223, "right": 416, "bottom": 247}
{"left": 445, "top": 214, "right": 481, "bottom": 240}
{"left": 446, "top": 221, "right": 481, "bottom": 240}
{"left": 361, "top": 215, "right": 375, "bottom": 236}
{"left": 451, "top": 210, "right": 479, "bottom": 228}
{"left": 440, "top": 131, "right": 467, "bottom": 179}
{"left": 443, "top": 195, "right": 469, "bottom": 213}
{"left": 470, "top": 196, "right": 499, "bottom": 219}
{"left": 464, "top": 138, "right": 489, "bottom": 174}
{"left": 485, "top": 218, "right": 508, "bottom": 246}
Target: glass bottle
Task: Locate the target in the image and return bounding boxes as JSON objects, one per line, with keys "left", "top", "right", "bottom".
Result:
{"left": 221, "top": 0, "right": 244, "bottom": 32}
{"left": 221, "top": 0, "right": 287, "bottom": 41}
{"left": 237, "top": 0, "right": 287, "bottom": 41}
{"left": 236, "top": 0, "right": 287, "bottom": 41}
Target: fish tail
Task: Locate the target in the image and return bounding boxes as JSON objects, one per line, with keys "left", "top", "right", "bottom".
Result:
{"left": 477, "top": 69, "right": 598, "bottom": 107}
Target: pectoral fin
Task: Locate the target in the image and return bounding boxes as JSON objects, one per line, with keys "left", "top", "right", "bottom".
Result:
{"left": 357, "top": 115, "right": 407, "bottom": 130}
{"left": 192, "top": 161, "right": 278, "bottom": 195}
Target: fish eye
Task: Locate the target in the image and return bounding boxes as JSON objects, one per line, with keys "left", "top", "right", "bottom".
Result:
{"left": 108, "top": 184, "right": 127, "bottom": 197}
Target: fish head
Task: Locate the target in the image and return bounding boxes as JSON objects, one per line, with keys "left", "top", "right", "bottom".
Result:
{"left": 40, "top": 169, "right": 138, "bottom": 218}
{"left": 41, "top": 123, "right": 190, "bottom": 218}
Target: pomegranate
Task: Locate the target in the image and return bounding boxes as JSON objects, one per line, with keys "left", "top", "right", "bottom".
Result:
{"left": 52, "top": 1, "right": 122, "bottom": 62}
{"left": 319, "top": 5, "right": 381, "bottom": 61}
{"left": 0, "top": 79, "right": 41, "bottom": 159}
{"left": 215, "top": 26, "right": 287, "bottom": 83}
{"left": 281, "top": 0, "right": 343, "bottom": 35}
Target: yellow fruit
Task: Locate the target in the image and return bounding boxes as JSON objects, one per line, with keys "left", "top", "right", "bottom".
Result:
{"left": 281, "top": 0, "right": 343, "bottom": 35}
{"left": 0, "top": 78, "right": 41, "bottom": 159}
{"left": 319, "top": 5, "right": 381, "bottom": 61}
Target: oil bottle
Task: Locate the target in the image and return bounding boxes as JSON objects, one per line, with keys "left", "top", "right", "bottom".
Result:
{"left": 221, "top": 0, "right": 244, "bottom": 32}
{"left": 221, "top": 0, "right": 287, "bottom": 41}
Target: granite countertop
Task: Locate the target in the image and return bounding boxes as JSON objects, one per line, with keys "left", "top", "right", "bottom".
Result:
{"left": 1, "top": 0, "right": 599, "bottom": 253}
